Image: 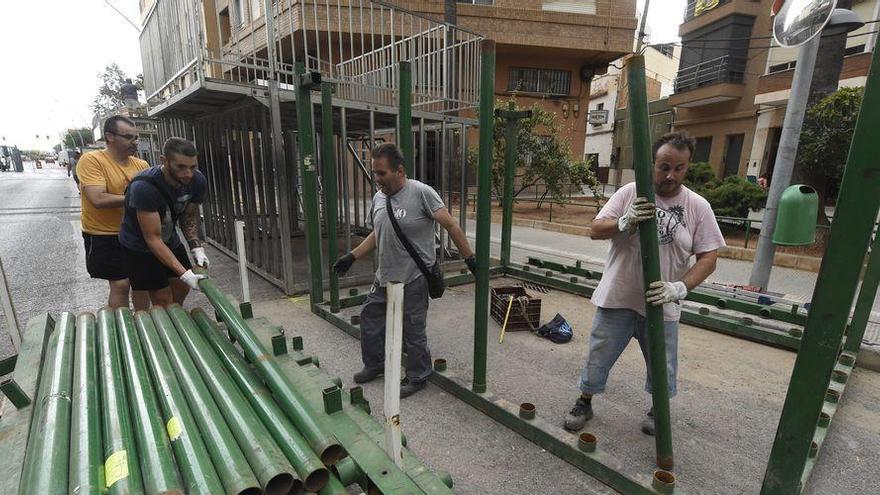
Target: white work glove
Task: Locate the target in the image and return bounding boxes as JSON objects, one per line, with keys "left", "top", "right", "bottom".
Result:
{"left": 191, "top": 247, "right": 210, "bottom": 268}
{"left": 645, "top": 281, "right": 688, "bottom": 306}
{"left": 180, "top": 270, "right": 207, "bottom": 291}
{"left": 617, "top": 197, "right": 655, "bottom": 233}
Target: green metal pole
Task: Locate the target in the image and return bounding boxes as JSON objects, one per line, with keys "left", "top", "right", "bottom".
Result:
{"left": 199, "top": 278, "right": 346, "bottom": 464}
{"left": 191, "top": 308, "right": 330, "bottom": 493}
{"left": 318, "top": 473, "right": 349, "bottom": 495}
{"left": 500, "top": 102, "right": 517, "bottom": 267}
{"left": 626, "top": 55, "right": 674, "bottom": 470}
{"left": 115, "top": 308, "right": 183, "bottom": 494}
{"left": 134, "top": 311, "right": 225, "bottom": 495}
{"left": 322, "top": 82, "right": 341, "bottom": 313}
{"left": 167, "top": 305, "right": 298, "bottom": 495}
{"left": 150, "top": 306, "right": 260, "bottom": 495}
{"left": 497, "top": 102, "right": 531, "bottom": 267}
{"left": 762, "top": 35, "right": 880, "bottom": 494}
{"left": 18, "top": 312, "right": 74, "bottom": 495}
{"left": 69, "top": 312, "right": 102, "bottom": 495}
{"left": 398, "top": 60, "right": 414, "bottom": 177}
{"left": 96, "top": 307, "right": 145, "bottom": 494}
{"left": 472, "top": 39, "right": 496, "bottom": 394}
{"left": 296, "top": 63, "right": 325, "bottom": 306}
{"left": 844, "top": 231, "right": 880, "bottom": 354}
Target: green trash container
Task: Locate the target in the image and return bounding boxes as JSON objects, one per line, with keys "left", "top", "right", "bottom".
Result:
{"left": 773, "top": 184, "right": 819, "bottom": 246}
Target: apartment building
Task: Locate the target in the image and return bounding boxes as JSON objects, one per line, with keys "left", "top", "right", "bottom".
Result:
{"left": 746, "top": 0, "right": 880, "bottom": 181}
{"left": 668, "top": 0, "right": 772, "bottom": 178}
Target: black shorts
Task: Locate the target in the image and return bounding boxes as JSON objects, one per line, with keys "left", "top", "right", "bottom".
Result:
{"left": 123, "top": 244, "right": 192, "bottom": 291}
{"left": 82, "top": 233, "right": 130, "bottom": 281}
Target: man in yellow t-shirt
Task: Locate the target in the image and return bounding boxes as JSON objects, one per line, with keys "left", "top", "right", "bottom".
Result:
{"left": 77, "top": 115, "right": 151, "bottom": 309}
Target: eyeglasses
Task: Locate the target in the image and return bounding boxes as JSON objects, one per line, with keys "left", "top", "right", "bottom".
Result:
{"left": 109, "top": 131, "right": 138, "bottom": 141}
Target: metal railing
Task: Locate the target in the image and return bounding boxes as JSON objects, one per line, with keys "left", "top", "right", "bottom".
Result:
{"left": 140, "top": 0, "right": 484, "bottom": 113}
{"left": 674, "top": 54, "right": 746, "bottom": 92}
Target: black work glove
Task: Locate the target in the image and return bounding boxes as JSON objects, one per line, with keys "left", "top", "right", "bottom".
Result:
{"left": 465, "top": 255, "right": 477, "bottom": 276}
{"left": 333, "top": 252, "right": 356, "bottom": 275}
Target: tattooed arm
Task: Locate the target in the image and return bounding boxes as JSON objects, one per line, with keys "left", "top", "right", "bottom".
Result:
{"left": 181, "top": 202, "right": 203, "bottom": 249}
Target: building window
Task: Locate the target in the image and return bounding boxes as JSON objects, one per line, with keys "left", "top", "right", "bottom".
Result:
{"left": 458, "top": 0, "right": 494, "bottom": 5}
{"left": 694, "top": 137, "right": 712, "bottom": 164}
{"left": 508, "top": 68, "right": 572, "bottom": 96}
{"left": 768, "top": 61, "right": 796, "bottom": 74}
{"left": 233, "top": 0, "right": 247, "bottom": 26}
{"left": 723, "top": 134, "right": 744, "bottom": 177}
{"left": 845, "top": 44, "right": 866, "bottom": 56}
{"left": 596, "top": 103, "right": 605, "bottom": 111}
{"left": 219, "top": 8, "right": 232, "bottom": 45}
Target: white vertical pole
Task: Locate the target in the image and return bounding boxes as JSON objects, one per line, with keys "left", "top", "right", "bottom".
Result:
{"left": 383, "top": 281, "right": 404, "bottom": 468}
{"left": 234, "top": 220, "right": 251, "bottom": 304}
{"left": 0, "top": 256, "right": 20, "bottom": 353}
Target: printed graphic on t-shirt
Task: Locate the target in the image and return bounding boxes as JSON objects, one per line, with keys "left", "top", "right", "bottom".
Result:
{"left": 393, "top": 208, "right": 407, "bottom": 220}
{"left": 656, "top": 204, "right": 686, "bottom": 245}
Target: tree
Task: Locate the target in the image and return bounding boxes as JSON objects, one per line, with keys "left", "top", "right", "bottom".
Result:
{"left": 63, "top": 128, "right": 95, "bottom": 148}
{"left": 471, "top": 98, "right": 602, "bottom": 206}
{"left": 796, "top": 86, "right": 863, "bottom": 214}
{"left": 90, "top": 63, "right": 144, "bottom": 118}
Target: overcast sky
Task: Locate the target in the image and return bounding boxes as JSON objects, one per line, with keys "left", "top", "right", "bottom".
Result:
{"left": 0, "top": 0, "right": 685, "bottom": 151}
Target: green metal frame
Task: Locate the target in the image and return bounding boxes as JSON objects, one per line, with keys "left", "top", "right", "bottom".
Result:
{"left": 296, "top": 64, "right": 325, "bottom": 307}
{"left": 322, "top": 83, "right": 341, "bottom": 313}
{"left": 496, "top": 101, "right": 532, "bottom": 267}
{"left": 761, "top": 35, "right": 880, "bottom": 494}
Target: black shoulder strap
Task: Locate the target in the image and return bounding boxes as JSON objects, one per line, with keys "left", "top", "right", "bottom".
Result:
{"left": 129, "top": 175, "right": 178, "bottom": 224}
{"left": 386, "top": 194, "right": 431, "bottom": 279}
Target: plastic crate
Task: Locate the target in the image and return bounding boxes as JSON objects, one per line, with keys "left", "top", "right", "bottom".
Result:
{"left": 490, "top": 286, "right": 541, "bottom": 332}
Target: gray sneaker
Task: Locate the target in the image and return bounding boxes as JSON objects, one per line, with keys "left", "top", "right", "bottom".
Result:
{"left": 563, "top": 398, "right": 594, "bottom": 432}
{"left": 353, "top": 367, "right": 383, "bottom": 384}
{"left": 641, "top": 408, "right": 655, "bottom": 436}
{"left": 400, "top": 377, "right": 427, "bottom": 398}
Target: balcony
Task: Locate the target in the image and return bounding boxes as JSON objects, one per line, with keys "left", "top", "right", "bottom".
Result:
{"left": 139, "top": 0, "right": 485, "bottom": 117}
{"left": 670, "top": 54, "right": 746, "bottom": 107}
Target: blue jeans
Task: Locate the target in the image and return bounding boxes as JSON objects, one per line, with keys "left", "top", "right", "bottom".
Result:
{"left": 578, "top": 307, "right": 678, "bottom": 396}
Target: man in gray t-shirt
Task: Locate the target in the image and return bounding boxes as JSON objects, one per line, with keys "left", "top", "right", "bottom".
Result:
{"left": 333, "top": 143, "right": 477, "bottom": 398}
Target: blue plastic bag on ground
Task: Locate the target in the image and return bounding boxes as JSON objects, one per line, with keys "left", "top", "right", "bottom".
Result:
{"left": 535, "top": 313, "right": 573, "bottom": 344}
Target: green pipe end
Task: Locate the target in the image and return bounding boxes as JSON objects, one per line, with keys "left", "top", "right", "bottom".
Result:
{"left": 433, "top": 358, "right": 447, "bottom": 372}
{"left": 436, "top": 470, "right": 454, "bottom": 489}
{"left": 652, "top": 470, "right": 676, "bottom": 494}
{"left": 239, "top": 302, "right": 254, "bottom": 319}
{"left": 291, "top": 335, "right": 304, "bottom": 351}
{"left": 349, "top": 288, "right": 359, "bottom": 296}
{"left": 577, "top": 432, "right": 597, "bottom": 453}
{"left": 817, "top": 411, "right": 831, "bottom": 427}
{"left": 350, "top": 315, "right": 360, "bottom": 326}
{"left": 519, "top": 402, "right": 536, "bottom": 420}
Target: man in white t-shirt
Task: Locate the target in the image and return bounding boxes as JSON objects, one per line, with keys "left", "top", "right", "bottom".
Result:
{"left": 564, "top": 132, "right": 725, "bottom": 435}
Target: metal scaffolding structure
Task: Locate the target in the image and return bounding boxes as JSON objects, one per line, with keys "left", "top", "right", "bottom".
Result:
{"left": 144, "top": 0, "right": 482, "bottom": 294}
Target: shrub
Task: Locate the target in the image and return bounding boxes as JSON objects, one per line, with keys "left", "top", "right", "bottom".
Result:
{"left": 702, "top": 176, "right": 767, "bottom": 218}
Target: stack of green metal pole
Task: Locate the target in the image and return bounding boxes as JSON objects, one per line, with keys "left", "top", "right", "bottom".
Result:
{"left": 115, "top": 308, "right": 183, "bottom": 494}
{"left": 69, "top": 312, "right": 102, "bottom": 495}
{"left": 18, "top": 312, "right": 75, "bottom": 495}
{"left": 626, "top": 55, "right": 674, "bottom": 470}
{"left": 199, "top": 278, "right": 346, "bottom": 464}
{"left": 150, "top": 306, "right": 261, "bottom": 495}
{"left": 134, "top": 311, "right": 225, "bottom": 495}
{"left": 844, "top": 231, "right": 880, "bottom": 354}
{"left": 191, "top": 308, "right": 330, "bottom": 492}
{"left": 472, "top": 39, "right": 496, "bottom": 395}
{"left": 167, "top": 305, "right": 299, "bottom": 495}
